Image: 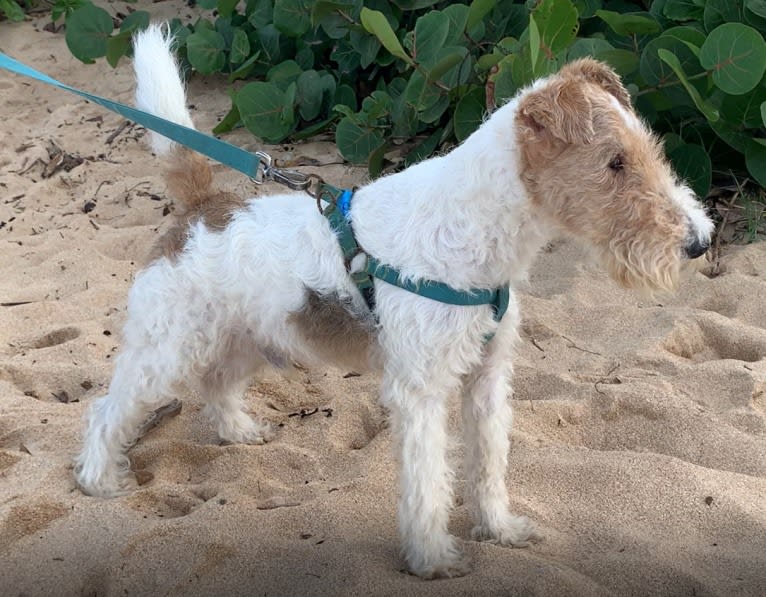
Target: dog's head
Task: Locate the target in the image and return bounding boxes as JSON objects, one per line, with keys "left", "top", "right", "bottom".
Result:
{"left": 514, "top": 58, "right": 713, "bottom": 292}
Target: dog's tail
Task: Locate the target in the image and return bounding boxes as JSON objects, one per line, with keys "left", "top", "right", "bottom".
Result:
{"left": 133, "top": 23, "right": 214, "bottom": 208}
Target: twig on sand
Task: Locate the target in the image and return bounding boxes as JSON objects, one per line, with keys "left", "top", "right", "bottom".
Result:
{"left": 132, "top": 399, "right": 183, "bottom": 445}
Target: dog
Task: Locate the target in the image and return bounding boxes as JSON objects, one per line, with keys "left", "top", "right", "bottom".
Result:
{"left": 75, "top": 24, "right": 714, "bottom": 579}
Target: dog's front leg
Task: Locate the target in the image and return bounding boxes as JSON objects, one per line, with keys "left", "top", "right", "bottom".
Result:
{"left": 462, "top": 308, "right": 543, "bottom": 547}
{"left": 384, "top": 368, "right": 471, "bottom": 579}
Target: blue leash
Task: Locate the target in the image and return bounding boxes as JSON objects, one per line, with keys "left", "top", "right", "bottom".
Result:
{"left": 0, "top": 51, "right": 265, "bottom": 180}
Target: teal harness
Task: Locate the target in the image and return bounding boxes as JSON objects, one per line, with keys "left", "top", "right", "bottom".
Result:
{"left": 0, "top": 52, "right": 509, "bottom": 331}
{"left": 317, "top": 184, "right": 510, "bottom": 325}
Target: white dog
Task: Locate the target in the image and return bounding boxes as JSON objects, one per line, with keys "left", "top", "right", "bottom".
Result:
{"left": 76, "top": 24, "right": 713, "bottom": 578}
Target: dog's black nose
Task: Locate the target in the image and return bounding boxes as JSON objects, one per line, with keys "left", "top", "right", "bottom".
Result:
{"left": 684, "top": 238, "right": 709, "bottom": 259}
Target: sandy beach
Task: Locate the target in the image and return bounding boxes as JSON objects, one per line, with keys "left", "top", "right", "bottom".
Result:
{"left": 1, "top": 3, "right": 765, "bottom": 595}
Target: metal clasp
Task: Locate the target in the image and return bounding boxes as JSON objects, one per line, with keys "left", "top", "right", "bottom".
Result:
{"left": 251, "top": 150, "right": 314, "bottom": 192}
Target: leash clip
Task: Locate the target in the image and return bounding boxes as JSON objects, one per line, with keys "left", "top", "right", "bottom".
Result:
{"left": 252, "top": 150, "right": 313, "bottom": 192}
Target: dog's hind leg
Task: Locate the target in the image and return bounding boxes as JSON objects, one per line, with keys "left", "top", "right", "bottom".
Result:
{"left": 461, "top": 303, "right": 543, "bottom": 547}
{"left": 198, "top": 351, "right": 275, "bottom": 445}
{"left": 75, "top": 347, "right": 184, "bottom": 497}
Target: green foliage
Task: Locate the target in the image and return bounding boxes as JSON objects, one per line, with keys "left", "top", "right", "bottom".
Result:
{"left": 61, "top": 0, "right": 766, "bottom": 192}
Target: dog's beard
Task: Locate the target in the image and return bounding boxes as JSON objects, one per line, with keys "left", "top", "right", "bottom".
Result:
{"left": 602, "top": 242, "right": 681, "bottom": 293}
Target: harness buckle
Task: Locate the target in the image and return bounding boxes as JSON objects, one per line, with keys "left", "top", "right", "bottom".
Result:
{"left": 251, "top": 150, "right": 313, "bottom": 192}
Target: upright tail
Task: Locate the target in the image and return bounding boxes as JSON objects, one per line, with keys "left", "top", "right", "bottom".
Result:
{"left": 133, "top": 24, "right": 215, "bottom": 209}
{"left": 133, "top": 23, "right": 194, "bottom": 155}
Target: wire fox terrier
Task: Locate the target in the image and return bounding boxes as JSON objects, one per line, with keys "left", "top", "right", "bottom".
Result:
{"left": 75, "top": 25, "right": 713, "bottom": 579}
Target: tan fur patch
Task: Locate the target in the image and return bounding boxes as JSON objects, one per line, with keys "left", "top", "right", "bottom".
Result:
{"left": 146, "top": 148, "right": 246, "bottom": 263}
{"left": 559, "top": 58, "right": 632, "bottom": 109}
{"left": 289, "top": 290, "right": 378, "bottom": 373}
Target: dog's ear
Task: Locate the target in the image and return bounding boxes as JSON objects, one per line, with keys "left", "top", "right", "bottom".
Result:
{"left": 516, "top": 79, "right": 594, "bottom": 146}
{"left": 559, "top": 58, "right": 632, "bottom": 110}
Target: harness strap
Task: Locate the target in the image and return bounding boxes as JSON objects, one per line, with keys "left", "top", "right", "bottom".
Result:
{"left": 364, "top": 256, "right": 509, "bottom": 322}
{"left": 318, "top": 183, "right": 510, "bottom": 325}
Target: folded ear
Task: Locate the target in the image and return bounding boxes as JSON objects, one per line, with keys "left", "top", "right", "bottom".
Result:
{"left": 516, "top": 79, "right": 594, "bottom": 145}
{"left": 559, "top": 58, "right": 632, "bottom": 110}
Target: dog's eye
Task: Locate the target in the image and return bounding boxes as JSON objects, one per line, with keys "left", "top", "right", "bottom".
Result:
{"left": 609, "top": 155, "right": 624, "bottom": 171}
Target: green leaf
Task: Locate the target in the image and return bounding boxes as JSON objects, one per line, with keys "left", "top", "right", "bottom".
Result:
{"left": 105, "top": 33, "right": 130, "bottom": 68}
{"left": 350, "top": 29, "right": 381, "bottom": 69}
{"left": 212, "top": 103, "right": 241, "bottom": 134}
{"left": 661, "top": 26, "right": 706, "bottom": 48}
{"left": 368, "top": 142, "right": 388, "bottom": 178}
{"left": 228, "top": 52, "right": 261, "bottom": 82}
{"left": 528, "top": 13, "right": 540, "bottom": 69}
{"left": 745, "top": 141, "right": 766, "bottom": 187}
{"left": 640, "top": 36, "right": 703, "bottom": 87}
{"left": 662, "top": 132, "right": 685, "bottom": 154}
{"left": 567, "top": 38, "right": 614, "bottom": 61}
{"left": 596, "top": 10, "right": 661, "bottom": 36}
{"left": 404, "top": 70, "right": 444, "bottom": 115}
{"left": 596, "top": 49, "right": 639, "bottom": 77}
{"left": 311, "top": 0, "right": 355, "bottom": 31}
{"left": 237, "top": 82, "right": 293, "bottom": 142}
{"left": 282, "top": 82, "right": 297, "bottom": 126}
{"left": 746, "top": 0, "right": 766, "bottom": 19}
{"left": 405, "top": 128, "right": 442, "bottom": 166}
{"left": 361, "top": 7, "right": 413, "bottom": 66}
{"left": 247, "top": 0, "right": 273, "bottom": 28}
{"left": 361, "top": 90, "right": 393, "bottom": 121}
{"left": 413, "top": 10, "right": 450, "bottom": 67}
{"left": 668, "top": 144, "right": 712, "bottom": 199}
{"left": 391, "top": 0, "right": 437, "bottom": 10}
{"left": 572, "top": 0, "right": 602, "bottom": 19}
{"left": 700, "top": 23, "right": 766, "bottom": 95}
{"left": 663, "top": 0, "right": 704, "bottom": 22}
{"left": 273, "top": 0, "right": 312, "bottom": 37}
{"left": 296, "top": 70, "right": 323, "bottom": 121}
{"left": 290, "top": 115, "right": 338, "bottom": 140}
{"left": 443, "top": 3, "right": 469, "bottom": 45}
{"left": 704, "top": 0, "right": 744, "bottom": 32}
{"left": 720, "top": 88, "right": 766, "bottom": 129}
{"left": 427, "top": 51, "right": 465, "bottom": 83}
{"left": 217, "top": 0, "right": 239, "bottom": 18}
{"left": 762, "top": 101, "right": 766, "bottom": 127}
{"left": 710, "top": 118, "right": 752, "bottom": 153}
{"left": 335, "top": 116, "right": 384, "bottom": 163}
{"left": 65, "top": 5, "right": 114, "bottom": 63}
{"left": 119, "top": 10, "right": 149, "bottom": 34}
{"left": 454, "top": 87, "right": 486, "bottom": 142}
{"left": 0, "top": 0, "right": 24, "bottom": 22}
{"left": 186, "top": 29, "right": 226, "bottom": 74}
{"left": 492, "top": 54, "right": 517, "bottom": 104}
{"left": 334, "top": 83, "right": 357, "bottom": 111}
{"left": 532, "top": 0, "right": 579, "bottom": 59}
{"left": 657, "top": 49, "right": 719, "bottom": 121}
{"left": 467, "top": 0, "right": 494, "bottom": 30}
{"left": 266, "top": 60, "right": 303, "bottom": 91}
{"left": 230, "top": 28, "right": 250, "bottom": 64}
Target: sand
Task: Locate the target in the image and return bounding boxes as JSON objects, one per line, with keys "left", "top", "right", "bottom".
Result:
{"left": 1, "top": 4, "right": 765, "bottom": 596}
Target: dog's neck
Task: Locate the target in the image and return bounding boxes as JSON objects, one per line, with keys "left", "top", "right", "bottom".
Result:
{"left": 352, "top": 97, "right": 551, "bottom": 290}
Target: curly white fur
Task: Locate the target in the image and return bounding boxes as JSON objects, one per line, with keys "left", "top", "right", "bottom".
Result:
{"left": 75, "top": 24, "right": 713, "bottom": 579}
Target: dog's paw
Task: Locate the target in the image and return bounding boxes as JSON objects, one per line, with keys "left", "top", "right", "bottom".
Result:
{"left": 74, "top": 463, "right": 137, "bottom": 498}
{"left": 471, "top": 514, "right": 543, "bottom": 547}
{"left": 405, "top": 537, "right": 472, "bottom": 579}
